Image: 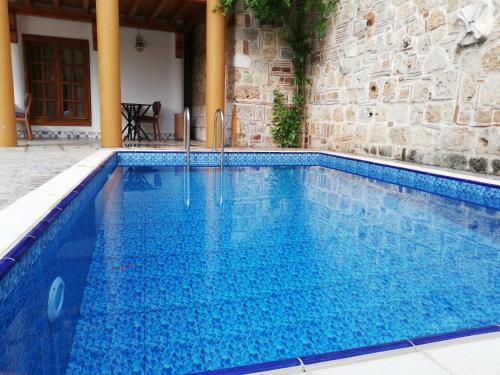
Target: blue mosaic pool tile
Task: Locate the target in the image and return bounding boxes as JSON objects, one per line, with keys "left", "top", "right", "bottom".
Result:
{"left": 145, "top": 309, "right": 205, "bottom": 374}
{"left": 67, "top": 313, "right": 145, "bottom": 375}
{"left": 144, "top": 255, "right": 189, "bottom": 278}
{"left": 144, "top": 235, "right": 186, "bottom": 257}
{"left": 0, "top": 258, "right": 15, "bottom": 277}
{"left": 191, "top": 152, "right": 220, "bottom": 166}
{"left": 190, "top": 272, "right": 242, "bottom": 304}
{"left": 118, "top": 151, "right": 185, "bottom": 166}
{"left": 145, "top": 270, "right": 194, "bottom": 309}
{"left": 118, "top": 152, "right": 322, "bottom": 168}
{"left": 227, "top": 152, "right": 320, "bottom": 167}
{"left": 317, "top": 153, "right": 500, "bottom": 209}
{"left": 196, "top": 302, "right": 250, "bottom": 337}
{"left": 254, "top": 324, "right": 317, "bottom": 363}
{"left": 80, "top": 258, "right": 145, "bottom": 315}
{"left": 194, "top": 358, "right": 303, "bottom": 375}
{"left": 5, "top": 236, "right": 37, "bottom": 263}
{"left": 201, "top": 332, "right": 262, "bottom": 372}
{"left": 94, "top": 229, "right": 145, "bottom": 259}
{"left": 0, "top": 261, "right": 52, "bottom": 375}
{"left": 56, "top": 191, "right": 79, "bottom": 210}
{"left": 146, "top": 338, "right": 205, "bottom": 375}
{"left": 3, "top": 153, "right": 500, "bottom": 375}
{"left": 0, "top": 153, "right": 119, "bottom": 374}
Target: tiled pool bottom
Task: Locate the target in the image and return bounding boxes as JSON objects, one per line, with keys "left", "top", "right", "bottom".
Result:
{"left": 63, "top": 165, "right": 500, "bottom": 374}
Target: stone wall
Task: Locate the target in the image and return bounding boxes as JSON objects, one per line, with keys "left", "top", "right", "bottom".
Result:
{"left": 191, "top": 1, "right": 500, "bottom": 175}
{"left": 306, "top": 0, "right": 500, "bottom": 175}
{"left": 191, "top": 24, "right": 207, "bottom": 142}
{"left": 190, "top": 3, "right": 295, "bottom": 145}
{"left": 227, "top": 5, "right": 295, "bottom": 146}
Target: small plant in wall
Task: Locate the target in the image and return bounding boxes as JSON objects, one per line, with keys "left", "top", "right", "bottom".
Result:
{"left": 271, "top": 90, "right": 304, "bottom": 148}
{"left": 219, "top": 0, "right": 338, "bottom": 147}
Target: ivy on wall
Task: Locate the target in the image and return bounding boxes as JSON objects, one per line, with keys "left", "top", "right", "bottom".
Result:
{"left": 219, "top": 0, "right": 338, "bottom": 147}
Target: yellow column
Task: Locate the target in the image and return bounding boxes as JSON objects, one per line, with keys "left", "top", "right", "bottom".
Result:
{"left": 0, "top": 1, "right": 17, "bottom": 147}
{"left": 96, "top": 0, "right": 122, "bottom": 148}
{"left": 205, "top": 0, "right": 225, "bottom": 148}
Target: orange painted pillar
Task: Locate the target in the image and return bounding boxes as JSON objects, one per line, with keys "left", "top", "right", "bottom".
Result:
{"left": 205, "top": 0, "right": 225, "bottom": 148}
{"left": 96, "top": 0, "right": 122, "bottom": 148}
{"left": 0, "top": 1, "right": 17, "bottom": 147}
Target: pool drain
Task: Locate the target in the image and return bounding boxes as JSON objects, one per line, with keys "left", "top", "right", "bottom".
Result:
{"left": 47, "top": 276, "right": 65, "bottom": 322}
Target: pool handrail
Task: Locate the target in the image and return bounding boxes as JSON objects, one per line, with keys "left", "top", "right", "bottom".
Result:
{"left": 184, "top": 107, "right": 191, "bottom": 169}
{"left": 213, "top": 108, "right": 225, "bottom": 168}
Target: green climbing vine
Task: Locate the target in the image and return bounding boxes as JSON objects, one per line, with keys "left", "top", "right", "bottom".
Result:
{"left": 219, "top": 0, "right": 338, "bottom": 147}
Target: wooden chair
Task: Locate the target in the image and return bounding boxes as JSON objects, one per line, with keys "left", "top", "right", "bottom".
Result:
{"left": 16, "top": 93, "right": 33, "bottom": 141}
{"left": 139, "top": 101, "right": 161, "bottom": 141}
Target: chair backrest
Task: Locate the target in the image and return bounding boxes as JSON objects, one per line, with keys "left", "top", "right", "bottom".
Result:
{"left": 152, "top": 101, "right": 161, "bottom": 116}
{"left": 24, "top": 93, "right": 32, "bottom": 116}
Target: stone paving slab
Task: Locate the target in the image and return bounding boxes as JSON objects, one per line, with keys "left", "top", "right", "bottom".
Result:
{"left": 0, "top": 140, "right": 99, "bottom": 210}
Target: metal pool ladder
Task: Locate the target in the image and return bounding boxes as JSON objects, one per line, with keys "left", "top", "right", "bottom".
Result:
{"left": 183, "top": 107, "right": 191, "bottom": 207}
{"left": 184, "top": 107, "right": 191, "bottom": 169}
{"left": 213, "top": 108, "right": 225, "bottom": 168}
{"left": 213, "top": 108, "right": 226, "bottom": 205}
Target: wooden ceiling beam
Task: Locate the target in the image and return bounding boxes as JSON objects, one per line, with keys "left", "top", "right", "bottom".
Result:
{"left": 82, "top": 0, "right": 90, "bottom": 14}
{"left": 151, "top": 0, "right": 168, "bottom": 19}
{"left": 120, "top": 18, "right": 183, "bottom": 33}
{"left": 9, "top": 9, "right": 18, "bottom": 43}
{"left": 171, "top": 3, "right": 188, "bottom": 23}
{"left": 9, "top": 3, "right": 93, "bottom": 22}
{"left": 8, "top": 1, "right": 203, "bottom": 32}
{"left": 128, "top": 0, "right": 141, "bottom": 18}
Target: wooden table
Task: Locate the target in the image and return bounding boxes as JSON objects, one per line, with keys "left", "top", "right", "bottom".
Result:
{"left": 121, "top": 103, "right": 152, "bottom": 141}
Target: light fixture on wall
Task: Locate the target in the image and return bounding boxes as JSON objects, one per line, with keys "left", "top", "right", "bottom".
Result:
{"left": 135, "top": 30, "right": 145, "bottom": 52}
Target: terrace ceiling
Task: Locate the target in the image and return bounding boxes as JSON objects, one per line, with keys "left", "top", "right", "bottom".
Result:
{"left": 8, "top": 0, "right": 206, "bottom": 32}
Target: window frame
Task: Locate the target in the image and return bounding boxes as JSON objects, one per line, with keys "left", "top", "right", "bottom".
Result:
{"left": 22, "top": 34, "right": 92, "bottom": 126}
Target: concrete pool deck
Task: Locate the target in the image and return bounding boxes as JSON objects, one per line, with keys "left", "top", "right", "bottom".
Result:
{"left": 0, "top": 142, "right": 499, "bottom": 374}
{"left": 0, "top": 140, "right": 100, "bottom": 210}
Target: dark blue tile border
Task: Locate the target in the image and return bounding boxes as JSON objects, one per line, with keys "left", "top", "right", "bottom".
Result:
{"left": 191, "top": 358, "right": 302, "bottom": 375}
{"left": 192, "top": 325, "right": 500, "bottom": 374}
{"left": 0, "top": 258, "right": 15, "bottom": 276}
{"left": 0, "top": 153, "right": 116, "bottom": 279}
{"left": 300, "top": 340, "right": 412, "bottom": 365}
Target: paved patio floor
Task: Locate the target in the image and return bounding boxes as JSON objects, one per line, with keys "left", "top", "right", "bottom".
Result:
{"left": 0, "top": 140, "right": 100, "bottom": 210}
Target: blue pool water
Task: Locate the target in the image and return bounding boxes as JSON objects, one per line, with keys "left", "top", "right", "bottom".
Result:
{"left": 1, "top": 162, "right": 499, "bottom": 374}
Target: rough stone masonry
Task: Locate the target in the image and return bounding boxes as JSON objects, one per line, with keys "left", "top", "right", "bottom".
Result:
{"left": 306, "top": 0, "right": 500, "bottom": 175}
{"left": 192, "top": 0, "right": 500, "bottom": 175}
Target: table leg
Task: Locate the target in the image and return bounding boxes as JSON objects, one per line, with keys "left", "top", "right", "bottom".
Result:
{"left": 121, "top": 105, "right": 134, "bottom": 141}
{"left": 135, "top": 106, "right": 151, "bottom": 142}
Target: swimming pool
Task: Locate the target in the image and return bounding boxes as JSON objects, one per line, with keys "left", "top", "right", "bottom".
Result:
{"left": 0, "top": 151, "right": 499, "bottom": 374}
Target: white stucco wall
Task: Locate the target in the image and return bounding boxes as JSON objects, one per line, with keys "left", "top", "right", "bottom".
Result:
{"left": 119, "top": 27, "right": 184, "bottom": 136}
{"left": 11, "top": 15, "right": 184, "bottom": 136}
